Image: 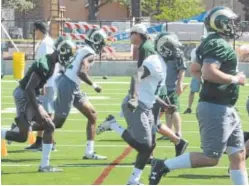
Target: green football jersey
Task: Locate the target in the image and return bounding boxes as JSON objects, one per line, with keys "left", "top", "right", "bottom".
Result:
{"left": 196, "top": 33, "right": 239, "bottom": 106}
{"left": 19, "top": 55, "right": 55, "bottom": 95}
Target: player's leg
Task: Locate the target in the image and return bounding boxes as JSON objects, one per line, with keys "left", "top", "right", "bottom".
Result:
{"left": 2, "top": 87, "right": 31, "bottom": 143}
{"left": 34, "top": 105, "right": 62, "bottom": 172}
{"left": 73, "top": 91, "right": 106, "bottom": 159}
{"left": 149, "top": 102, "right": 234, "bottom": 185}
{"left": 183, "top": 92, "right": 195, "bottom": 114}
{"left": 25, "top": 86, "right": 56, "bottom": 151}
{"left": 153, "top": 101, "right": 188, "bottom": 156}
{"left": 226, "top": 108, "right": 248, "bottom": 185}
{"left": 165, "top": 91, "right": 182, "bottom": 137}
{"left": 184, "top": 77, "right": 200, "bottom": 114}
{"left": 53, "top": 74, "right": 74, "bottom": 130}
{"left": 127, "top": 105, "right": 155, "bottom": 185}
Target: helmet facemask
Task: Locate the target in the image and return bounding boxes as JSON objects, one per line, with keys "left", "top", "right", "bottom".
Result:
{"left": 85, "top": 29, "right": 107, "bottom": 54}
{"left": 56, "top": 40, "right": 76, "bottom": 66}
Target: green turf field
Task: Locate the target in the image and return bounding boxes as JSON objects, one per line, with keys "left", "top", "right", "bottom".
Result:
{"left": 1, "top": 76, "right": 249, "bottom": 185}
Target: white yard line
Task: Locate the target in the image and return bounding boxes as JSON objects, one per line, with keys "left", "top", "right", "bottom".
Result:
{"left": 1, "top": 163, "right": 249, "bottom": 170}
{"left": 5, "top": 144, "right": 200, "bottom": 148}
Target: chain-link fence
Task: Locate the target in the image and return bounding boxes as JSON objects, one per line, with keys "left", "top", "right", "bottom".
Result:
{"left": 1, "top": 19, "right": 249, "bottom": 62}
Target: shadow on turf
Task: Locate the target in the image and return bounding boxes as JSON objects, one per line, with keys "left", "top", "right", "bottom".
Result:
{"left": 97, "top": 139, "right": 126, "bottom": 142}
{"left": 1, "top": 171, "right": 39, "bottom": 175}
{"left": 2, "top": 158, "right": 41, "bottom": 163}
{"left": 60, "top": 162, "right": 133, "bottom": 168}
{"left": 7, "top": 150, "right": 26, "bottom": 153}
{"left": 170, "top": 174, "right": 229, "bottom": 179}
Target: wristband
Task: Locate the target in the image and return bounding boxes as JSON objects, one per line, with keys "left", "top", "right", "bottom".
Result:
{"left": 92, "top": 83, "right": 98, "bottom": 89}
{"left": 231, "top": 76, "right": 239, "bottom": 84}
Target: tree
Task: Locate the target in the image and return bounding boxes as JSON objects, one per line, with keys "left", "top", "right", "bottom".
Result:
{"left": 153, "top": 0, "right": 205, "bottom": 21}
{"left": 2, "top": 0, "right": 33, "bottom": 11}
{"left": 2, "top": 0, "right": 34, "bottom": 38}
{"left": 87, "top": 0, "right": 204, "bottom": 21}
{"left": 238, "top": 0, "right": 249, "bottom": 21}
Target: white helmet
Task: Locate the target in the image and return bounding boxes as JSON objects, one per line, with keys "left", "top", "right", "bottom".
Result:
{"left": 130, "top": 24, "right": 148, "bottom": 36}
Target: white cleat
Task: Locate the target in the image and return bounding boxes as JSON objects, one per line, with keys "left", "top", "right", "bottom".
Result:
{"left": 83, "top": 152, "right": 107, "bottom": 160}
{"left": 96, "top": 115, "right": 115, "bottom": 135}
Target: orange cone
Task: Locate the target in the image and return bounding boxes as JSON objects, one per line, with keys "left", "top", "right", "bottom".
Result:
{"left": 28, "top": 132, "right": 36, "bottom": 144}
{"left": 1, "top": 140, "right": 8, "bottom": 157}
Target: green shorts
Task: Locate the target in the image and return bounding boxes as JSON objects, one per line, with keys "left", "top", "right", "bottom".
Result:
{"left": 158, "top": 88, "right": 180, "bottom": 112}
{"left": 165, "top": 90, "right": 180, "bottom": 112}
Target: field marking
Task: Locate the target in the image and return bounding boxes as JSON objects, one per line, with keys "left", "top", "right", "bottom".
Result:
{"left": 2, "top": 80, "right": 249, "bottom": 87}
{"left": 93, "top": 146, "right": 133, "bottom": 185}
{"left": 0, "top": 118, "right": 199, "bottom": 123}
{"left": 2, "top": 102, "right": 249, "bottom": 109}
{"left": 0, "top": 127, "right": 200, "bottom": 134}
{"left": 2, "top": 163, "right": 249, "bottom": 170}
{"left": 5, "top": 144, "right": 201, "bottom": 149}
{"left": 1, "top": 107, "right": 120, "bottom": 114}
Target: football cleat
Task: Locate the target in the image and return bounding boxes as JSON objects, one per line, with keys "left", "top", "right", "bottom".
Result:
{"left": 96, "top": 115, "right": 115, "bottom": 135}
{"left": 38, "top": 166, "right": 63, "bottom": 172}
{"left": 83, "top": 152, "right": 107, "bottom": 160}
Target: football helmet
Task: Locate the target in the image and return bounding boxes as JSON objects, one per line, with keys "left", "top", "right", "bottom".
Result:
{"left": 54, "top": 36, "right": 76, "bottom": 66}
{"left": 154, "top": 32, "right": 182, "bottom": 60}
{"left": 204, "top": 6, "right": 239, "bottom": 38}
{"left": 85, "top": 28, "right": 107, "bottom": 54}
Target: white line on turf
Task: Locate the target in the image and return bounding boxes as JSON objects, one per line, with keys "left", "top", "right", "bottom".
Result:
{"left": 2, "top": 80, "right": 249, "bottom": 86}
{"left": 0, "top": 127, "right": 199, "bottom": 133}
{"left": 6, "top": 144, "right": 200, "bottom": 148}
{"left": 1, "top": 164, "right": 249, "bottom": 170}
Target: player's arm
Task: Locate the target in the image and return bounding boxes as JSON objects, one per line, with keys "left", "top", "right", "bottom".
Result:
{"left": 78, "top": 54, "right": 101, "bottom": 92}
{"left": 155, "top": 96, "right": 177, "bottom": 114}
{"left": 129, "top": 66, "right": 150, "bottom": 99}
{"left": 202, "top": 58, "right": 246, "bottom": 85}
{"left": 128, "top": 66, "right": 151, "bottom": 111}
{"left": 190, "top": 62, "right": 202, "bottom": 80}
{"left": 25, "top": 72, "right": 41, "bottom": 110}
{"left": 78, "top": 54, "right": 95, "bottom": 86}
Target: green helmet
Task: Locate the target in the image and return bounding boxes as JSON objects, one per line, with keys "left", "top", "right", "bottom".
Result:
{"left": 204, "top": 6, "right": 239, "bottom": 38}
{"left": 54, "top": 36, "right": 76, "bottom": 66}
{"left": 85, "top": 28, "right": 107, "bottom": 54}
{"left": 154, "top": 32, "right": 182, "bottom": 59}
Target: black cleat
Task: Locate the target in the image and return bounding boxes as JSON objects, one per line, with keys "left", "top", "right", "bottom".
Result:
{"left": 183, "top": 108, "right": 192, "bottom": 114}
{"left": 175, "top": 139, "right": 188, "bottom": 157}
{"left": 149, "top": 159, "right": 170, "bottom": 185}
{"left": 25, "top": 143, "right": 42, "bottom": 151}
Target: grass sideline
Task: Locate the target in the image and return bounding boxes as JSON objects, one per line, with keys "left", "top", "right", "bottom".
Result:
{"left": 1, "top": 76, "right": 249, "bottom": 185}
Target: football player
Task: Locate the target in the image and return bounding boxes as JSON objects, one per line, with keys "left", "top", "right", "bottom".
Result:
{"left": 149, "top": 6, "right": 248, "bottom": 185}
{"left": 1, "top": 37, "right": 76, "bottom": 172}
{"left": 96, "top": 32, "right": 177, "bottom": 184}
{"left": 52, "top": 28, "right": 107, "bottom": 160}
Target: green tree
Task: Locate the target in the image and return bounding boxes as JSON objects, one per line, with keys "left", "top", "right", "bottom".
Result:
{"left": 238, "top": 0, "right": 249, "bottom": 21}
{"left": 2, "top": 0, "right": 34, "bottom": 38}
{"left": 2, "top": 0, "right": 33, "bottom": 11}
{"left": 153, "top": 0, "right": 205, "bottom": 21}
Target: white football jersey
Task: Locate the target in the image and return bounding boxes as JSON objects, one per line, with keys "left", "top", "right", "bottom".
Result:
{"left": 137, "top": 54, "right": 167, "bottom": 109}
{"left": 65, "top": 45, "right": 96, "bottom": 85}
